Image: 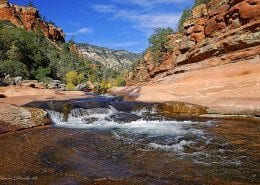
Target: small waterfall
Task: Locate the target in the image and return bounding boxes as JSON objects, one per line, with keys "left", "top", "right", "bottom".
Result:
{"left": 47, "top": 106, "right": 215, "bottom": 155}
{"left": 46, "top": 103, "right": 244, "bottom": 166}
{"left": 48, "top": 110, "right": 64, "bottom": 123}
{"left": 70, "top": 108, "right": 90, "bottom": 117}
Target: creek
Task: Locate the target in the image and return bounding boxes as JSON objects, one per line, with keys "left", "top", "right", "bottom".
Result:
{"left": 0, "top": 95, "right": 259, "bottom": 184}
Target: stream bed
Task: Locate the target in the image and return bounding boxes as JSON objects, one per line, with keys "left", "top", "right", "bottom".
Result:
{"left": 0, "top": 95, "right": 259, "bottom": 184}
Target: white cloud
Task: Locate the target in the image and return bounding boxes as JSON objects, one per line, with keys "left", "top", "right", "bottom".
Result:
{"left": 92, "top": 4, "right": 181, "bottom": 35}
{"left": 67, "top": 27, "right": 93, "bottom": 36}
{"left": 92, "top": 4, "right": 115, "bottom": 13}
{"left": 77, "top": 27, "right": 93, "bottom": 33}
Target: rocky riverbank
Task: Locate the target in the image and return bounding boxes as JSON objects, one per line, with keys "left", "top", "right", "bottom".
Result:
{"left": 0, "top": 85, "right": 91, "bottom": 133}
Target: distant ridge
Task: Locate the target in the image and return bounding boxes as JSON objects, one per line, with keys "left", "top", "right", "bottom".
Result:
{"left": 77, "top": 43, "right": 142, "bottom": 69}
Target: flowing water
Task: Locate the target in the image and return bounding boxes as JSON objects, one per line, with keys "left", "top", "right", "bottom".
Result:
{"left": 0, "top": 95, "right": 259, "bottom": 184}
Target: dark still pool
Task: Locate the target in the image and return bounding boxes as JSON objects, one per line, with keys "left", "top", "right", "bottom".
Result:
{"left": 0, "top": 96, "right": 259, "bottom": 185}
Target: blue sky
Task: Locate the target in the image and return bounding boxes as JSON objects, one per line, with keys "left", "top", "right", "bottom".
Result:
{"left": 10, "top": 0, "right": 194, "bottom": 53}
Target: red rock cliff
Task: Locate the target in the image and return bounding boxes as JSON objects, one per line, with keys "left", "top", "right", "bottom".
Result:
{"left": 130, "top": 0, "right": 260, "bottom": 84}
{"left": 0, "top": 0, "right": 65, "bottom": 42}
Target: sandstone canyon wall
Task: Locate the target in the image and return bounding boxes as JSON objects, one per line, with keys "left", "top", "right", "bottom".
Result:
{"left": 0, "top": 0, "right": 64, "bottom": 42}
{"left": 130, "top": 0, "right": 260, "bottom": 84}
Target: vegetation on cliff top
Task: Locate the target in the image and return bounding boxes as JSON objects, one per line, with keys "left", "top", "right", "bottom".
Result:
{"left": 148, "top": 28, "right": 174, "bottom": 64}
{"left": 0, "top": 21, "right": 86, "bottom": 81}
{"left": 194, "top": 0, "right": 211, "bottom": 6}
{"left": 178, "top": 9, "right": 192, "bottom": 32}
{"left": 178, "top": 0, "right": 211, "bottom": 32}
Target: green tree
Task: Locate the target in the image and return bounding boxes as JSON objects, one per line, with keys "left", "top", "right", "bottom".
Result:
{"left": 116, "top": 77, "right": 126, "bottom": 87}
{"left": 148, "top": 28, "right": 174, "bottom": 63}
{"left": 98, "top": 80, "right": 112, "bottom": 94}
{"left": 34, "top": 67, "right": 51, "bottom": 82}
{"left": 194, "top": 0, "right": 211, "bottom": 6}
{"left": 27, "top": 1, "right": 35, "bottom": 7}
{"left": 0, "top": 60, "right": 29, "bottom": 77}
{"left": 0, "top": 21, "right": 96, "bottom": 84}
{"left": 48, "top": 20, "right": 56, "bottom": 26}
{"left": 178, "top": 9, "right": 192, "bottom": 32}
{"left": 68, "top": 36, "right": 76, "bottom": 45}
{"left": 7, "top": 44, "right": 21, "bottom": 61}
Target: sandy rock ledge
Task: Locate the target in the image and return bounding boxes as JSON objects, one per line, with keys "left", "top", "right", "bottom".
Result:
{"left": 0, "top": 103, "right": 50, "bottom": 134}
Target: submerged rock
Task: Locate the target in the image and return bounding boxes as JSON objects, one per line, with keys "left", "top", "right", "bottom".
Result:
{"left": 108, "top": 113, "right": 141, "bottom": 123}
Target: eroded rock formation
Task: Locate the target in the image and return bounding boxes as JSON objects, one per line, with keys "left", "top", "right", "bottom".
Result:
{"left": 0, "top": 0, "right": 64, "bottom": 42}
{"left": 130, "top": 0, "right": 260, "bottom": 84}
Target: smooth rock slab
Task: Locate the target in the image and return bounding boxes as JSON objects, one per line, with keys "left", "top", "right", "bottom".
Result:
{"left": 0, "top": 103, "right": 50, "bottom": 134}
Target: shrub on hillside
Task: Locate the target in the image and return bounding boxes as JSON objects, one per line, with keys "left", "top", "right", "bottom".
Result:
{"left": 0, "top": 60, "right": 29, "bottom": 77}
{"left": 97, "top": 80, "right": 112, "bottom": 94}
{"left": 34, "top": 67, "right": 51, "bottom": 82}
{"left": 116, "top": 77, "right": 126, "bottom": 87}
{"left": 65, "top": 71, "right": 84, "bottom": 90}
{"left": 149, "top": 28, "right": 174, "bottom": 63}
{"left": 27, "top": 1, "right": 35, "bottom": 7}
{"left": 131, "top": 58, "right": 144, "bottom": 70}
{"left": 0, "top": 21, "right": 90, "bottom": 81}
{"left": 178, "top": 9, "right": 192, "bottom": 32}
{"left": 194, "top": 0, "right": 211, "bottom": 6}
{"left": 178, "top": 0, "right": 211, "bottom": 33}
